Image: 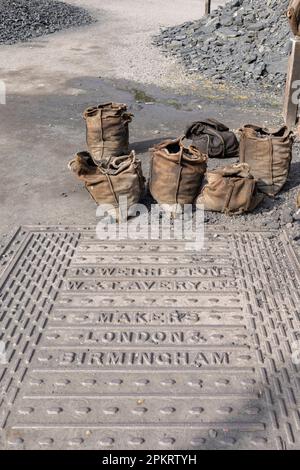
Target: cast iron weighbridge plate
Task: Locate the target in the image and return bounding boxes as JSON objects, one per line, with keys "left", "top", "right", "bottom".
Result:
{"left": 0, "top": 226, "right": 299, "bottom": 449}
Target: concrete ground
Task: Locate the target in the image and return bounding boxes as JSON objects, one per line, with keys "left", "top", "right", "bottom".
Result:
{"left": 0, "top": 0, "right": 227, "bottom": 94}
{"left": 0, "top": 0, "right": 295, "bottom": 246}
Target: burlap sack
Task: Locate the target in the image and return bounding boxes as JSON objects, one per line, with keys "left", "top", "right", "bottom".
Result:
{"left": 185, "top": 118, "right": 239, "bottom": 158}
{"left": 149, "top": 137, "right": 207, "bottom": 205}
{"left": 68, "top": 151, "right": 144, "bottom": 216}
{"left": 239, "top": 125, "right": 294, "bottom": 196}
{"left": 287, "top": 0, "right": 300, "bottom": 36}
{"left": 83, "top": 102, "right": 133, "bottom": 166}
{"left": 197, "top": 163, "right": 263, "bottom": 215}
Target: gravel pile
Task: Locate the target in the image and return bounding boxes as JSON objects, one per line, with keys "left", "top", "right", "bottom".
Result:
{"left": 153, "top": 0, "right": 290, "bottom": 92}
{"left": 0, "top": 0, "right": 94, "bottom": 44}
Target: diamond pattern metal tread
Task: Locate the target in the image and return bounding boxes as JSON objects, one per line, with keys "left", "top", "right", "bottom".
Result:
{"left": 0, "top": 226, "right": 299, "bottom": 450}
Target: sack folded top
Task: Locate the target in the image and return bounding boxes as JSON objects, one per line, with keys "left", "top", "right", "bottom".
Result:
{"left": 83, "top": 102, "right": 133, "bottom": 122}
{"left": 68, "top": 150, "right": 144, "bottom": 210}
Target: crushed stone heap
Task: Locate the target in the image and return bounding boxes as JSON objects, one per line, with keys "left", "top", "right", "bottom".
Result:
{"left": 153, "top": 0, "right": 290, "bottom": 93}
{"left": 0, "top": 0, "right": 94, "bottom": 45}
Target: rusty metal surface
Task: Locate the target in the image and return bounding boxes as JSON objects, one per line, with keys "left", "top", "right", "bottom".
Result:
{"left": 0, "top": 226, "right": 300, "bottom": 450}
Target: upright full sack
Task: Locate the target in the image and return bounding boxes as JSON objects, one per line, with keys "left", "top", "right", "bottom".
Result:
{"left": 83, "top": 102, "right": 133, "bottom": 166}
{"left": 239, "top": 125, "right": 294, "bottom": 196}
{"left": 68, "top": 150, "right": 144, "bottom": 218}
{"left": 185, "top": 118, "right": 239, "bottom": 159}
{"left": 197, "top": 163, "right": 263, "bottom": 215}
{"left": 149, "top": 137, "right": 207, "bottom": 206}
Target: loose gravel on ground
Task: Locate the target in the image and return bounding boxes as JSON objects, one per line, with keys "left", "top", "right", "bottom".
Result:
{"left": 0, "top": 0, "right": 94, "bottom": 45}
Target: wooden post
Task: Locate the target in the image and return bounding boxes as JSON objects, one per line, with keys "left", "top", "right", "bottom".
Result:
{"left": 283, "top": 37, "right": 300, "bottom": 127}
{"left": 205, "top": 0, "right": 211, "bottom": 15}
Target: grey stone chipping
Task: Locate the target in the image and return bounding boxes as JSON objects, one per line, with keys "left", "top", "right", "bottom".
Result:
{"left": 0, "top": 0, "right": 94, "bottom": 45}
